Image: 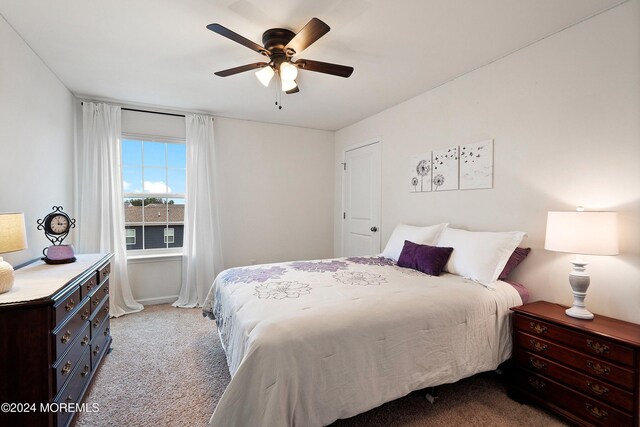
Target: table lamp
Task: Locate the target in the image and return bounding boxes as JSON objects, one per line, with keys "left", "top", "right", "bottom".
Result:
{"left": 544, "top": 209, "right": 618, "bottom": 319}
{"left": 0, "top": 212, "right": 28, "bottom": 293}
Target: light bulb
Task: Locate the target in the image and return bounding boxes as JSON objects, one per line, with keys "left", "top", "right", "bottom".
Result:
{"left": 255, "top": 66, "right": 274, "bottom": 87}
{"left": 279, "top": 62, "right": 298, "bottom": 82}
{"left": 281, "top": 79, "right": 297, "bottom": 92}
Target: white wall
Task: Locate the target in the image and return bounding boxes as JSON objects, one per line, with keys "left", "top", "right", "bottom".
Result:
{"left": 0, "top": 15, "right": 75, "bottom": 266}
{"left": 215, "top": 117, "right": 335, "bottom": 268}
{"left": 334, "top": 2, "right": 640, "bottom": 323}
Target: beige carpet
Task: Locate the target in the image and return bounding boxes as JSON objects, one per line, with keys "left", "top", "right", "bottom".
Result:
{"left": 75, "top": 304, "right": 566, "bottom": 427}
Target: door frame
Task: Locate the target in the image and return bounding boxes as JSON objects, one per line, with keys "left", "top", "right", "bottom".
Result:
{"left": 341, "top": 137, "right": 382, "bottom": 257}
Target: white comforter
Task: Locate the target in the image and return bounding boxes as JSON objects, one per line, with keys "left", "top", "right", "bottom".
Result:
{"left": 203, "top": 256, "right": 522, "bottom": 427}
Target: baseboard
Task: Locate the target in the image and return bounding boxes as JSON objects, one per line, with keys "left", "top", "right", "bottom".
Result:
{"left": 137, "top": 295, "right": 179, "bottom": 306}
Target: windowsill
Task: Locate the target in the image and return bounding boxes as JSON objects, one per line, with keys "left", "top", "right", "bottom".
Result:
{"left": 127, "top": 252, "right": 183, "bottom": 262}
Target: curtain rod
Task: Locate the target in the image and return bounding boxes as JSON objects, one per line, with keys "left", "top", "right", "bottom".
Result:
{"left": 81, "top": 102, "right": 186, "bottom": 118}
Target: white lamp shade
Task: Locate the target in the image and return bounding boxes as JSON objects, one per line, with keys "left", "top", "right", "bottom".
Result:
{"left": 0, "top": 212, "right": 27, "bottom": 254}
{"left": 255, "top": 66, "right": 275, "bottom": 87}
{"left": 281, "top": 79, "right": 298, "bottom": 92}
{"left": 545, "top": 211, "right": 618, "bottom": 256}
{"left": 279, "top": 62, "right": 298, "bottom": 82}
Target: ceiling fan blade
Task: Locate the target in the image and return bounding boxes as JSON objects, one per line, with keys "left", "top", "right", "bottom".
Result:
{"left": 285, "top": 83, "right": 300, "bottom": 94}
{"left": 284, "top": 18, "right": 330, "bottom": 55}
{"left": 295, "top": 59, "right": 354, "bottom": 78}
{"left": 214, "top": 62, "right": 269, "bottom": 77}
{"left": 207, "top": 23, "right": 270, "bottom": 56}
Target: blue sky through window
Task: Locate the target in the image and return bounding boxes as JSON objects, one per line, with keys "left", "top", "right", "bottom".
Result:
{"left": 122, "top": 139, "right": 186, "bottom": 195}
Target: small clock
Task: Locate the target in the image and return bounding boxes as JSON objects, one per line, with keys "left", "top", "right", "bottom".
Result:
{"left": 37, "top": 206, "right": 77, "bottom": 264}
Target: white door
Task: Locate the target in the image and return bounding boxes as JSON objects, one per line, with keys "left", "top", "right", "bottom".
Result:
{"left": 343, "top": 141, "right": 381, "bottom": 256}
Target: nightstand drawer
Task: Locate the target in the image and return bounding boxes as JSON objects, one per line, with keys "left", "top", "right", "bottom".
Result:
{"left": 90, "top": 278, "right": 109, "bottom": 314}
{"left": 517, "top": 370, "right": 633, "bottom": 427}
{"left": 515, "top": 348, "right": 635, "bottom": 390}
{"left": 515, "top": 315, "right": 636, "bottom": 367}
{"left": 98, "top": 263, "right": 111, "bottom": 282}
{"left": 91, "top": 317, "right": 110, "bottom": 369}
{"left": 53, "top": 298, "right": 90, "bottom": 361}
{"left": 513, "top": 348, "right": 634, "bottom": 412}
{"left": 90, "top": 296, "right": 109, "bottom": 337}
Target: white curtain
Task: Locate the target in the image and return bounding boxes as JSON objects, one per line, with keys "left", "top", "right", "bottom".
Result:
{"left": 77, "top": 102, "right": 143, "bottom": 317}
{"left": 173, "top": 114, "right": 223, "bottom": 308}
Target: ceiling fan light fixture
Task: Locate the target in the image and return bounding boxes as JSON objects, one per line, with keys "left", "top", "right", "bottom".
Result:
{"left": 255, "top": 65, "right": 275, "bottom": 87}
{"left": 279, "top": 61, "right": 298, "bottom": 82}
{"left": 281, "top": 79, "right": 297, "bottom": 92}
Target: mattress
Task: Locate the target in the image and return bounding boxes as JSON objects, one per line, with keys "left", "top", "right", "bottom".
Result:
{"left": 203, "top": 256, "right": 523, "bottom": 427}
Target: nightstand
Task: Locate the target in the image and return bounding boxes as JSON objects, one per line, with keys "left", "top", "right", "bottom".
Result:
{"left": 511, "top": 301, "right": 640, "bottom": 427}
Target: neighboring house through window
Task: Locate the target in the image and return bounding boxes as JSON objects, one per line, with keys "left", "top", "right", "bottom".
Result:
{"left": 121, "top": 138, "right": 186, "bottom": 252}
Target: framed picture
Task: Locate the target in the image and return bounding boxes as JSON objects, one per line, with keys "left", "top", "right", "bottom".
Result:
{"left": 409, "top": 153, "right": 432, "bottom": 193}
{"left": 460, "top": 140, "right": 493, "bottom": 190}
{"left": 431, "top": 146, "right": 458, "bottom": 191}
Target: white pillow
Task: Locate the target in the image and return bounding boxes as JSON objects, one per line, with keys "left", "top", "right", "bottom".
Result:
{"left": 382, "top": 223, "right": 448, "bottom": 261}
{"left": 436, "top": 227, "right": 526, "bottom": 286}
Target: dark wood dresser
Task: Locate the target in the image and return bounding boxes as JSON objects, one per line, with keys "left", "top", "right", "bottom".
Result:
{"left": 511, "top": 301, "right": 640, "bottom": 426}
{"left": 0, "top": 253, "right": 113, "bottom": 427}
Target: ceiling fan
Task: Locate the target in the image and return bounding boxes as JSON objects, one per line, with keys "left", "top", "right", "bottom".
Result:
{"left": 207, "top": 18, "right": 354, "bottom": 95}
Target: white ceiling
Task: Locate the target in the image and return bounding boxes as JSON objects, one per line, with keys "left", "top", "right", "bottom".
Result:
{"left": 0, "top": 0, "right": 625, "bottom": 131}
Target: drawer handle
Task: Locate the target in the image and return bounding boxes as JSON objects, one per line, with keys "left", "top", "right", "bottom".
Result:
{"left": 104, "top": 327, "right": 110, "bottom": 337}
{"left": 80, "top": 364, "right": 90, "bottom": 378}
{"left": 92, "top": 297, "right": 100, "bottom": 306}
{"left": 81, "top": 308, "right": 90, "bottom": 320}
{"left": 81, "top": 335, "right": 90, "bottom": 346}
{"left": 61, "top": 360, "right": 72, "bottom": 376}
{"left": 584, "top": 403, "right": 608, "bottom": 420}
{"left": 93, "top": 318, "right": 101, "bottom": 329}
{"left": 529, "top": 339, "right": 548, "bottom": 352}
{"left": 87, "top": 281, "right": 95, "bottom": 291}
{"left": 104, "top": 305, "right": 109, "bottom": 314}
{"left": 103, "top": 286, "right": 109, "bottom": 294}
{"left": 65, "top": 395, "right": 73, "bottom": 404}
{"left": 587, "top": 360, "right": 610, "bottom": 376}
{"left": 586, "top": 380, "right": 609, "bottom": 396}
{"left": 528, "top": 377, "right": 545, "bottom": 390}
{"left": 102, "top": 269, "right": 109, "bottom": 278}
{"left": 529, "top": 322, "right": 547, "bottom": 335}
{"left": 93, "top": 345, "right": 100, "bottom": 356}
{"left": 60, "top": 330, "right": 72, "bottom": 344}
{"left": 586, "top": 339, "right": 610, "bottom": 355}
{"left": 529, "top": 357, "right": 546, "bottom": 371}
{"left": 65, "top": 299, "right": 75, "bottom": 312}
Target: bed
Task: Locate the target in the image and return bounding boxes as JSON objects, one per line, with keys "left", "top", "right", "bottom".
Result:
{"left": 203, "top": 253, "right": 526, "bottom": 427}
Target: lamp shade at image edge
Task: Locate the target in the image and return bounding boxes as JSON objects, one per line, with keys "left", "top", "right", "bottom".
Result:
{"left": 544, "top": 211, "right": 618, "bottom": 256}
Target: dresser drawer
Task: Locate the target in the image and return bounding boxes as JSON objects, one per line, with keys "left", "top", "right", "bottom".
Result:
{"left": 54, "top": 288, "right": 81, "bottom": 326}
{"left": 53, "top": 298, "right": 90, "bottom": 361}
{"left": 91, "top": 317, "right": 111, "bottom": 369}
{"left": 54, "top": 349, "right": 92, "bottom": 427}
{"left": 90, "top": 278, "right": 109, "bottom": 314}
{"left": 80, "top": 273, "right": 98, "bottom": 300}
{"left": 513, "top": 346, "right": 634, "bottom": 412}
{"left": 515, "top": 314, "right": 636, "bottom": 368}
{"left": 98, "top": 262, "right": 111, "bottom": 283}
{"left": 52, "top": 322, "right": 90, "bottom": 395}
{"left": 516, "top": 370, "right": 633, "bottom": 427}
{"left": 90, "top": 296, "right": 110, "bottom": 337}
{"left": 515, "top": 347, "right": 635, "bottom": 391}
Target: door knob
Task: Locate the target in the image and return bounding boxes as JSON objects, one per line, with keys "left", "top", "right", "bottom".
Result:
{"left": 370, "top": 226, "right": 378, "bottom": 232}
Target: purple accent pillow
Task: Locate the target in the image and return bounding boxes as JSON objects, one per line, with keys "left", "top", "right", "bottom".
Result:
{"left": 498, "top": 247, "right": 531, "bottom": 280}
{"left": 397, "top": 240, "right": 454, "bottom": 276}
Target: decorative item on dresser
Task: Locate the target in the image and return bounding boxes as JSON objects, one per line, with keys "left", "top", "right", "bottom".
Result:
{"left": 0, "top": 253, "right": 113, "bottom": 427}
{"left": 0, "top": 212, "right": 28, "bottom": 293}
{"left": 510, "top": 301, "right": 640, "bottom": 427}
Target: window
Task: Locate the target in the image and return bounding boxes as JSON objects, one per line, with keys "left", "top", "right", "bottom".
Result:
{"left": 122, "top": 138, "right": 186, "bottom": 252}
{"left": 125, "top": 228, "right": 136, "bottom": 245}
{"left": 164, "top": 228, "right": 175, "bottom": 244}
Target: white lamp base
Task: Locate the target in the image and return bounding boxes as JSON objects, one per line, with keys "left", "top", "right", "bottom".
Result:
{"left": 0, "top": 256, "right": 16, "bottom": 294}
{"left": 566, "top": 258, "right": 593, "bottom": 320}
